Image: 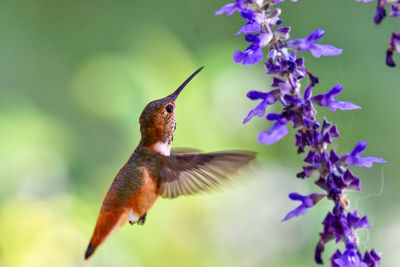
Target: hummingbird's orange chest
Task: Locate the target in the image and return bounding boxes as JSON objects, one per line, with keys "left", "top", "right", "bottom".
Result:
{"left": 127, "top": 166, "right": 159, "bottom": 217}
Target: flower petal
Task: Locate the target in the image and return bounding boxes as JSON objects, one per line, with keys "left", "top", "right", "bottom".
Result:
{"left": 374, "top": 6, "right": 386, "bottom": 24}
{"left": 310, "top": 44, "right": 343, "bottom": 57}
{"left": 282, "top": 205, "right": 306, "bottom": 221}
{"left": 233, "top": 44, "right": 264, "bottom": 65}
{"left": 363, "top": 250, "right": 381, "bottom": 267}
{"left": 334, "top": 249, "right": 368, "bottom": 267}
{"left": 306, "top": 29, "right": 325, "bottom": 42}
{"left": 243, "top": 99, "right": 268, "bottom": 124}
{"left": 282, "top": 192, "right": 325, "bottom": 221}
{"left": 236, "top": 21, "right": 261, "bottom": 35}
{"left": 342, "top": 141, "right": 387, "bottom": 167}
{"left": 312, "top": 84, "right": 360, "bottom": 111}
{"left": 215, "top": 3, "right": 239, "bottom": 16}
{"left": 286, "top": 29, "right": 342, "bottom": 57}
{"left": 258, "top": 121, "right": 288, "bottom": 145}
{"left": 328, "top": 100, "right": 361, "bottom": 112}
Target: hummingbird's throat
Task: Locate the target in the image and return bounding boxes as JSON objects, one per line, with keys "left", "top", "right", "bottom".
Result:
{"left": 151, "top": 141, "right": 171, "bottom": 156}
{"left": 150, "top": 117, "right": 175, "bottom": 156}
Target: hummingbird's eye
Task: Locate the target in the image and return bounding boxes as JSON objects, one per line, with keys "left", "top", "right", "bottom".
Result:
{"left": 165, "top": 104, "right": 174, "bottom": 113}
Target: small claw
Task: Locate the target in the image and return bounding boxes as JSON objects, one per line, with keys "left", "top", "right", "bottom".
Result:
{"left": 137, "top": 213, "right": 147, "bottom": 225}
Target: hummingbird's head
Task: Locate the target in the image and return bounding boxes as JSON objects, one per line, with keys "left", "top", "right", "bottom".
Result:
{"left": 139, "top": 67, "right": 203, "bottom": 155}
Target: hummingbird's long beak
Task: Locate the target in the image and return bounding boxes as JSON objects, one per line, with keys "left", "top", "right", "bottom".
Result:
{"left": 168, "top": 66, "right": 204, "bottom": 101}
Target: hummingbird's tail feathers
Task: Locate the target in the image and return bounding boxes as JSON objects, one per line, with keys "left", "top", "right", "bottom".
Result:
{"left": 84, "top": 209, "right": 128, "bottom": 260}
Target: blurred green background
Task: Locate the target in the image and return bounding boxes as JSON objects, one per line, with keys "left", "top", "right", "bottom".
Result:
{"left": 0, "top": 0, "right": 398, "bottom": 266}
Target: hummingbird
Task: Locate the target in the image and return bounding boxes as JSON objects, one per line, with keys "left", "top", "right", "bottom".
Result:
{"left": 84, "top": 66, "right": 255, "bottom": 260}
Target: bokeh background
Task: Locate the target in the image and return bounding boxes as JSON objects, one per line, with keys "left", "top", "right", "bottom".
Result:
{"left": 0, "top": 0, "right": 398, "bottom": 266}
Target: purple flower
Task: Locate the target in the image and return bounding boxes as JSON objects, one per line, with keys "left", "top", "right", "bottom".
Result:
{"left": 341, "top": 141, "right": 386, "bottom": 168}
{"left": 391, "top": 3, "right": 400, "bottom": 17}
{"left": 386, "top": 50, "right": 396, "bottom": 67}
{"left": 275, "top": 26, "right": 291, "bottom": 40}
{"left": 233, "top": 34, "right": 264, "bottom": 65}
{"left": 215, "top": 0, "right": 244, "bottom": 16}
{"left": 313, "top": 214, "right": 363, "bottom": 265}
{"left": 264, "top": 49, "right": 305, "bottom": 77}
{"left": 363, "top": 249, "right": 381, "bottom": 267}
{"left": 311, "top": 84, "right": 361, "bottom": 112}
{"left": 390, "top": 31, "right": 400, "bottom": 52}
{"left": 282, "top": 192, "right": 326, "bottom": 221}
{"left": 374, "top": 3, "right": 386, "bottom": 24}
{"left": 343, "top": 170, "right": 361, "bottom": 191}
{"left": 286, "top": 29, "right": 343, "bottom": 57}
{"left": 236, "top": 21, "right": 261, "bottom": 35}
{"left": 217, "top": 2, "right": 383, "bottom": 265}
{"left": 331, "top": 249, "right": 343, "bottom": 267}
{"left": 233, "top": 45, "right": 263, "bottom": 65}
{"left": 386, "top": 31, "right": 400, "bottom": 67}
{"left": 319, "top": 210, "right": 370, "bottom": 250}
{"left": 281, "top": 49, "right": 306, "bottom": 78}
{"left": 243, "top": 90, "right": 279, "bottom": 123}
{"left": 357, "top": 0, "right": 399, "bottom": 67}
{"left": 257, "top": 113, "right": 288, "bottom": 145}
{"left": 331, "top": 243, "right": 380, "bottom": 267}
{"left": 308, "top": 71, "right": 320, "bottom": 87}
{"left": 332, "top": 246, "right": 368, "bottom": 267}
{"left": 236, "top": 9, "right": 261, "bottom": 35}
{"left": 325, "top": 172, "right": 348, "bottom": 194}
{"left": 347, "top": 210, "right": 370, "bottom": 230}
{"left": 315, "top": 240, "right": 326, "bottom": 264}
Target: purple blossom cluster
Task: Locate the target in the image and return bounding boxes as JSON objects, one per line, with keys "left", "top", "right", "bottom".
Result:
{"left": 216, "top": 0, "right": 385, "bottom": 266}
{"left": 356, "top": 0, "right": 400, "bottom": 67}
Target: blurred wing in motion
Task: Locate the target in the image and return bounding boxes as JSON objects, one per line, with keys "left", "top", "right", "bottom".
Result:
{"left": 158, "top": 151, "right": 256, "bottom": 198}
{"left": 171, "top": 147, "right": 201, "bottom": 155}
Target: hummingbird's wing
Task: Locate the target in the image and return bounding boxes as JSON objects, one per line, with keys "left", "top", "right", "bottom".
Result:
{"left": 171, "top": 147, "right": 201, "bottom": 155}
{"left": 158, "top": 151, "right": 256, "bottom": 199}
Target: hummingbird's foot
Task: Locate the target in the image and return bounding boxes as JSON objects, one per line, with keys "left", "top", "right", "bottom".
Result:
{"left": 137, "top": 213, "right": 147, "bottom": 225}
